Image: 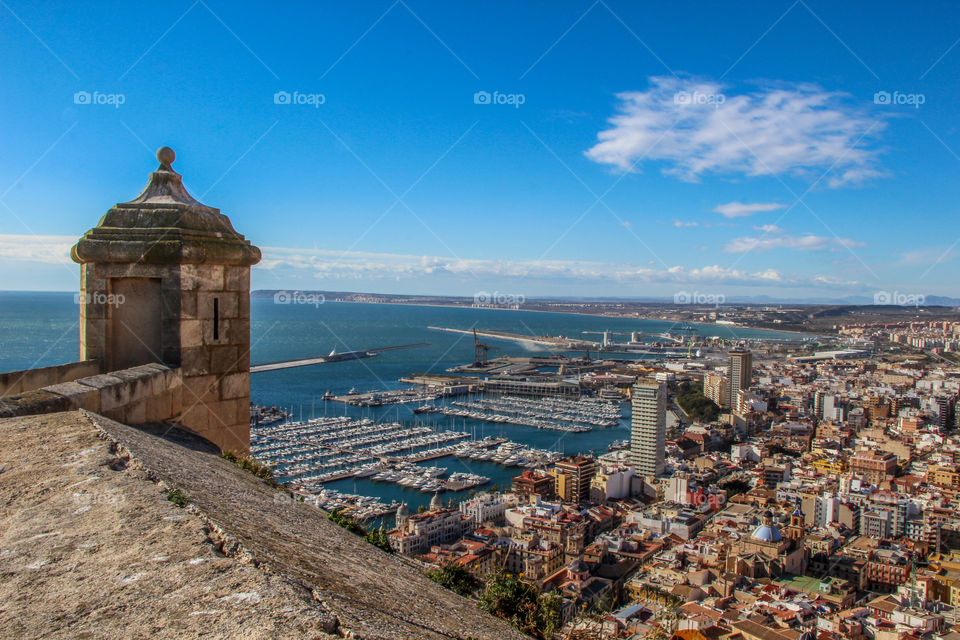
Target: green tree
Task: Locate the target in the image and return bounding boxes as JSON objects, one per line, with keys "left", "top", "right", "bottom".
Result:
{"left": 327, "top": 509, "right": 366, "bottom": 535}
{"left": 676, "top": 381, "right": 720, "bottom": 422}
{"left": 478, "top": 570, "right": 561, "bottom": 640}
{"left": 364, "top": 525, "right": 393, "bottom": 554}
{"left": 424, "top": 562, "right": 480, "bottom": 597}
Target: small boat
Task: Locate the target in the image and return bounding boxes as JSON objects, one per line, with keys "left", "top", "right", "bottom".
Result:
{"left": 322, "top": 391, "right": 334, "bottom": 401}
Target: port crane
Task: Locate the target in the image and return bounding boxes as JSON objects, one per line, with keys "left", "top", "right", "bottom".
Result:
{"left": 473, "top": 328, "right": 497, "bottom": 365}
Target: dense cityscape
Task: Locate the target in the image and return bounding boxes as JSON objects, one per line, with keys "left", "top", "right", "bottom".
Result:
{"left": 240, "top": 314, "right": 960, "bottom": 639}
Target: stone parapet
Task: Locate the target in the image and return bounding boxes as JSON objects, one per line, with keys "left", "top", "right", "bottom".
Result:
{"left": 0, "top": 359, "right": 102, "bottom": 397}
{"left": 0, "top": 363, "right": 183, "bottom": 427}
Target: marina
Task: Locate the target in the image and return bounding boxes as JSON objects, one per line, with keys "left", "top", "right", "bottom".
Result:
{"left": 304, "top": 487, "right": 400, "bottom": 522}
{"left": 327, "top": 385, "right": 469, "bottom": 407}
{"left": 249, "top": 403, "right": 291, "bottom": 426}
{"left": 251, "top": 413, "right": 566, "bottom": 498}
{"left": 416, "top": 393, "right": 623, "bottom": 432}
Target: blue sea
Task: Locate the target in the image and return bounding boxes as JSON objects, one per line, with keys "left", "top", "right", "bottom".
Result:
{"left": 0, "top": 291, "right": 805, "bottom": 511}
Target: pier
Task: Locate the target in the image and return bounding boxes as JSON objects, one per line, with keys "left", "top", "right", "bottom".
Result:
{"left": 251, "top": 342, "right": 429, "bottom": 373}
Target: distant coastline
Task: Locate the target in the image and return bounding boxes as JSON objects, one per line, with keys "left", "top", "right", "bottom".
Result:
{"left": 251, "top": 290, "right": 821, "bottom": 339}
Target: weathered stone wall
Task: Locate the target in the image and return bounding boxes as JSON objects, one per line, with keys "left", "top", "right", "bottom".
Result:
{"left": 178, "top": 264, "right": 251, "bottom": 453}
{"left": 0, "top": 359, "right": 102, "bottom": 397}
{"left": 0, "top": 410, "right": 530, "bottom": 639}
{"left": 76, "top": 261, "right": 252, "bottom": 453}
{"left": 79, "top": 262, "right": 183, "bottom": 369}
{"left": 0, "top": 363, "right": 182, "bottom": 426}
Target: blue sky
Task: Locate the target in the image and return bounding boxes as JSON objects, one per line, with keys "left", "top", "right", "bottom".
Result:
{"left": 1, "top": 0, "right": 958, "bottom": 300}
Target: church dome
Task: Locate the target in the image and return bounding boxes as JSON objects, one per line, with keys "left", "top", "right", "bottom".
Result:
{"left": 751, "top": 524, "right": 783, "bottom": 542}
{"left": 396, "top": 502, "right": 408, "bottom": 517}
{"left": 429, "top": 492, "right": 443, "bottom": 510}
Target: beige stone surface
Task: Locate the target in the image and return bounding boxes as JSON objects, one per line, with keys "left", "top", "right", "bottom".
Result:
{"left": 0, "top": 410, "right": 526, "bottom": 639}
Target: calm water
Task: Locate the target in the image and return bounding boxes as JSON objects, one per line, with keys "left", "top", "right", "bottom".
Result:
{"left": 0, "top": 291, "right": 804, "bottom": 511}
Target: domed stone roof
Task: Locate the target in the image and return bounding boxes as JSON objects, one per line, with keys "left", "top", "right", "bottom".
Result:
{"left": 72, "top": 147, "right": 260, "bottom": 267}
{"left": 751, "top": 524, "right": 783, "bottom": 542}
{"left": 429, "top": 493, "right": 443, "bottom": 510}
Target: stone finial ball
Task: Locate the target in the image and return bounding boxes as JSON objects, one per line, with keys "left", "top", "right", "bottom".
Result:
{"left": 156, "top": 146, "right": 175, "bottom": 166}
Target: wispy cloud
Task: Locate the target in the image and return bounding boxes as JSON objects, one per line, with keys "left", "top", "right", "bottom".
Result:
{"left": 754, "top": 224, "right": 783, "bottom": 233}
{"left": 724, "top": 231, "right": 864, "bottom": 253}
{"left": 585, "top": 76, "right": 885, "bottom": 187}
{"left": 898, "top": 246, "right": 959, "bottom": 266}
{"left": 673, "top": 220, "right": 699, "bottom": 228}
{"left": 0, "top": 234, "right": 76, "bottom": 264}
{"left": 713, "top": 201, "right": 786, "bottom": 218}
{"left": 259, "top": 245, "right": 855, "bottom": 290}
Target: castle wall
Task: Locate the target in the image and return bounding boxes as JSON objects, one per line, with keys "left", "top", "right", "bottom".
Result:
{"left": 0, "top": 359, "right": 102, "bottom": 397}
{"left": 176, "top": 264, "right": 251, "bottom": 453}
{"left": 0, "top": 363, "right": 182, "bottom": 427}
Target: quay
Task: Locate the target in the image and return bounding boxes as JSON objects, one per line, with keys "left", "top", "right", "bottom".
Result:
{"left": 329, "top": 385, "right": 470, "bottom": 407}
{"left": 250, "top": 342, "right": 429, "bottom": 373}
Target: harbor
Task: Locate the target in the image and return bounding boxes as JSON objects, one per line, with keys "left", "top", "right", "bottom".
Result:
{"left": 244, "top": 300, "right": 807, "bottom": 512}
{"left": 251, "top": 411, "right": 570, "bottom": 501}
{"left": 434, "top": 394, "right": 623, "bottom": 431}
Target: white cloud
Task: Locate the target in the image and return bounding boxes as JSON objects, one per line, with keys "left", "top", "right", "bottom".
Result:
{"left": 673, "top": 220, "right": 699, "bottom": 228}
{"left": 754, "top": 224, "right": 783, "bottom": 233}
{"left": 713, "top": 201, "right": 786, "bottom": 218}
{"left": 0, "top": 234, "right": 76, "bottom": 264}
{"left": 724, "top": 232, "right": 864, "bottom": 253}
{"left": 898, "top": 247, "right": 959, "bottom": 266}
{"left": 259, "top": 245, "right": 853, "bottom": 289}
{"left": 585, "top": 76, "right": 884, "bottom": 187}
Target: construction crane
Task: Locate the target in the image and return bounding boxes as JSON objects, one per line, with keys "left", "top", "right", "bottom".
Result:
{"left": 473, "top": 328, "right": 497, "bottom": 365}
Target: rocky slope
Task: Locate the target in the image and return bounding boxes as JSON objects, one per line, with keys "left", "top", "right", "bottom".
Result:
{"left": 0, "top": 410, "right": 526, "bottom": 639}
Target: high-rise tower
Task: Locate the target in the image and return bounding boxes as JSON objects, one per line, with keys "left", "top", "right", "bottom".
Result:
{"left": 631, "top": 379, "right": 666, "bottom": 477}
{"left": 728, "top": 348, "right": 753, "bottom": 412}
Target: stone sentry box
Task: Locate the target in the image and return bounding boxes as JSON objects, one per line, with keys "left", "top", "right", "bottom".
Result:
{"left": 71, "top": 147, "right": 261, "bottom": 452}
